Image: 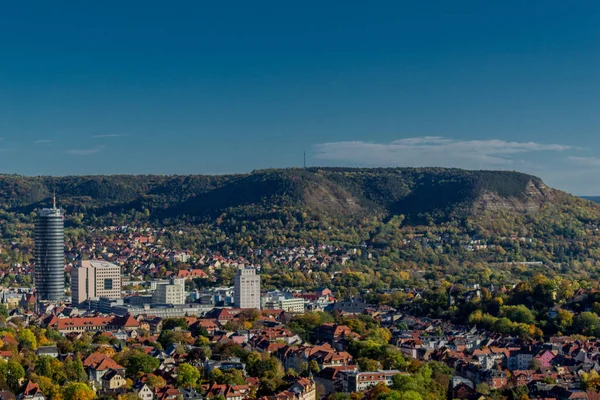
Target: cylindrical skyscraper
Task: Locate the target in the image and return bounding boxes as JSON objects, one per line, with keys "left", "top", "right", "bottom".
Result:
{"left": 35, "top": 205, "right": 65, "bottom": 301}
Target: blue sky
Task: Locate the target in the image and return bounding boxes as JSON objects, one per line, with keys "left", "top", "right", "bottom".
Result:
{"left": 0, "top": 1, "right": 599, "bottom": 194}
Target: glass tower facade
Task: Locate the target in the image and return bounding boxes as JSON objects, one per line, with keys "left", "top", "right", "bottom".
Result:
{"left": 35, "top": 208, "right": 65, "bottom": 301}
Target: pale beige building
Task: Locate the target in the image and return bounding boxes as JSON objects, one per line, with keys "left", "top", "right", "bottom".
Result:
{"left": 234, "top": 267, "right": 261, "bottom": 309}
{"left": 152, "top": 277, "right": 186, "bottom": 305}
{"left": 71, "top": 260, "right": 121, "bottom": 306}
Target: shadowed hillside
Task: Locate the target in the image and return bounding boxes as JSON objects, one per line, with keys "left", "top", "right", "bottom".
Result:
{"left": 0, "top": 168, "right": 585, "bottom": 224}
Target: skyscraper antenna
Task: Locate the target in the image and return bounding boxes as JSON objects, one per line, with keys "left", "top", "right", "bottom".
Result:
{"left": 53, "top": 190, "right": 56, "bottom": 209}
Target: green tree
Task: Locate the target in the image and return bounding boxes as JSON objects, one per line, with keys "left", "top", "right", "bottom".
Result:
{"left": 146, "top": 373, "right": 167, "bottom": 390}
{"left": 162, "top": 318, "right": 189, "bottom": 331}
{"left": 357, "top": 357, "right": 380, "bottom": 371}
{"left": 18, "top": 328, "right": 38, "bottom": 350}
{"left": 61, "top": 382, "right": 95, "bottom": 400}
{"left": 124, "top": 351, "right": 160, "bottom": 378}
{"left": 0, "top": 360, "right": 25, "bottom": 393}
{"left": 176, "top": 363, "right": 200, "bottom": 388}
{"left": 35, "top": 356, "right": 53, "bottom": 378}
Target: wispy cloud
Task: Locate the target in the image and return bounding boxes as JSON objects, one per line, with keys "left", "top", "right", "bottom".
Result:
{"left": 568, "top": 156, "right": 600, "bottom": 168}
{"left": 314, "top": 136, "right": 573, "bottom": 169}
{"left": 92, "top": 134, "right": 129, "bottom": 138}
{"left": 67, "top": 145, "right": 106, "bottom": 156}
{"left": 34, "top": 139, "right": 53, "bottom": 144}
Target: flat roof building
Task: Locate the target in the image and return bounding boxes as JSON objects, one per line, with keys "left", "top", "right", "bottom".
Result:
{"left": 72, "top": 260, "right": 121, "bottom": 306}
{"left": 234, "top": 267, "right": 260, "bottom": 310}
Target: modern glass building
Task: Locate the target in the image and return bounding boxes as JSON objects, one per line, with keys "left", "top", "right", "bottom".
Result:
{"left": 35, "top": 207, "right": 65, "bottom": 301}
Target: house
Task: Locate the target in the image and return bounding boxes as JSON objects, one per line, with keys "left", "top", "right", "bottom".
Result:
{"left": 508, "top": 353, "right": 533, "bottom": 371}
{"left": 313, "top": 324, "right": 352, "bottom": 344}
{"left": 102, "top": 369, "right": 127, "bottom": 390}
{"left": 36, "top": 346, "right": 59, "bottom": 358}
{"left": 511, "top": 370, "right": 533, "bottom": 387}
{"left": 535, "top": 350, "right": 556, "bottom": 368}
{"left": 342, "top": 370, "right": 405, "bottom": 393}
{"left": 180, "top": 388, "right": 204, "bottom": 400}
{"left": 154, "top": 386, "right": 182, "bottom": 400}
{"left": 453, "top": 383, "right": 476, "bottom": 400}
{"left": 332, "top": 299, "right": 371, "bottom": 315}
{"left": 19, "top": 381, "right": 45, "bottom": 400}
{"left": 483, "top": 370, "right": 507, "bottom": 390}
{"left": 204, "top": 383, "right": 252, "bottom": 400}
{"left": 83, "top": 352, "right": 126, "bottom": 383}
{"left": 133, "top": 382, "right": 154, "bottom": 400}
{"left": 315, "top": 366, "right": 358, "bottom": 396}
{"left": 259, "top": 378, "right": 316, "bottom": 400}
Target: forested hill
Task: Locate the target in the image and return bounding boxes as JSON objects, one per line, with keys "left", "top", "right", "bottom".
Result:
{"left": 0, "top": 168, "right": 582, "bottom": 223}
{"left": 4, "top": 168, "right": 600, "bottom": 282}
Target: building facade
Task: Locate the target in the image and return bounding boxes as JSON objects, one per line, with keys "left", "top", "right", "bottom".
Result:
{"left": 35, "top": 207, "right": 65, "bottom": 301}
{"left": 343, "top": 370, "right": 403, "bottom": 393}
{"left": 152, "top": 277, "right": 186, "bottom": 305}
{"left": 262, "top": 291, "right": 304, "bottom": 313}
{"left": 71, "top": 260, "right": 121, "bottom": 306}
{"left": 234, "top": 267, "right": 261, "bottom": 309}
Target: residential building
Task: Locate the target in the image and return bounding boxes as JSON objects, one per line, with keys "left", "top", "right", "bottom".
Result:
{"left": 343, "top": 370, "right": 404, "bottom": 393}
{"left": 205, "top": 383, "right": 252, "bottom": 400}
{"left": 35, "top": 204, "right": 64, "bottom": 301}
{"left": 234, "top": 267, "right": 260, "bottom": 309}
{"left": 20, "top": 381, "right": 45, "bottom": 400}
{"left": 507, "top": 353, "right": 533, "bottom": 371}
{"left": 36, "top": 346, "right": 59, "bottom": 358}
{"left": 152, "top": 278, "right": 186, "bottom": 305}
{"left": 83, "top": 352, "right": 126, "bottom": 384}
{"left": 332, "top": 298, "right": 371, "bottom": 315}
{"left": 101, "top": 370, "right": 127, "bottom": 390}
{"left": 133, "top": 382, "right": 154, "bottom": 400}
{"left": 48, "top": 314, "right": 139, "bottom": 334}
{"left": 71, "top": 260, "right": 121, "bottom": 306}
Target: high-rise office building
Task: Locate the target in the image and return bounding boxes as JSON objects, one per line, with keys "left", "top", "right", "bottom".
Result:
{"left": 35, "top": 200, "right": 65, "bottom": 301}
{"left": 234, "top": 267, "right": 261, "bottom": 309}
{"left": 71, "top": 260, "right": 122, "bottom": 306}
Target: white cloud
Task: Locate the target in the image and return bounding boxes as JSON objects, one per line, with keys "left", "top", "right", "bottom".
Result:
{"left": 92, "top": 134, "right": 129, "bottom": 138}
{"left": 314, "top": 137, "right": 572, "bottom": 169}
{"left": 67, "top": 146, "right": 106, "bottom": 156}
{"left": 568, "top": 156, "right": 600, "bottom": 168}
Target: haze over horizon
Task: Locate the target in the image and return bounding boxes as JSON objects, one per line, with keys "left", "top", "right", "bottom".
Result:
{"left": 1, "top": 1, "right": 599, "bottom": 194}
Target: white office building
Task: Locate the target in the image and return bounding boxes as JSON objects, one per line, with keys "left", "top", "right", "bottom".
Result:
{"left": 262, "top": 291, "right": 305, "bottom": 313}
{"left": 234, "top": 267, "right": 260, "bottom": 309}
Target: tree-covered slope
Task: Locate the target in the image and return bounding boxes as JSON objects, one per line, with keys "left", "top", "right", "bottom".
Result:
{"left": 0, "top": 168, "right": 590, "bottom": 223}
{"left": 4, "top": 168, "right": 600, "bottom": 284}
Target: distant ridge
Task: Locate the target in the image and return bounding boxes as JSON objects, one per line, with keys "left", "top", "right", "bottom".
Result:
{"left": 0, "top": 167, "right": 595, "bottom": 226}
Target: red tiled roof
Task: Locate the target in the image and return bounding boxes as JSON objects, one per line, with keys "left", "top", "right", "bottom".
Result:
{"left": 83, "top": 352, "right": 125, "bottom": 371}
{"left": 23, "top": 381, "right": 42, "bottom": 396}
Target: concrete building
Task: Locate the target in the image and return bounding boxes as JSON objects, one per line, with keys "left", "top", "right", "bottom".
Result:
{"left": 71, "top": 260, "right": 121, "bottom": 306}
{"left": 262, "top": 291, "right": 305, "bottom": 313}
{"left": 234, "top": 267, "right": 260, "bottom": 309}
{"left": 35, "top": 203, "right": 65, "bottom": 301}
{"left": 152, "top": 277, "right": 185, "bottom": 305}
